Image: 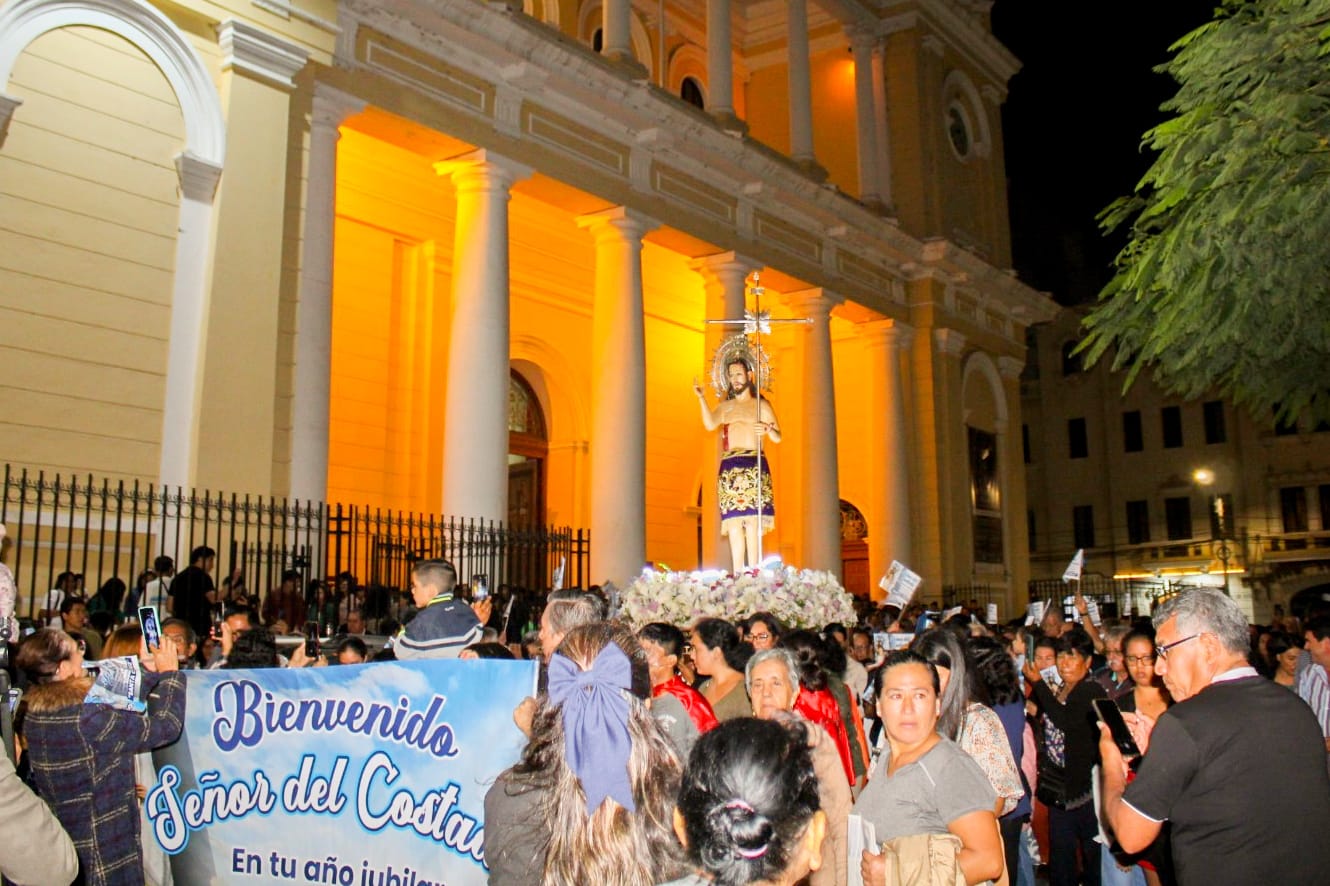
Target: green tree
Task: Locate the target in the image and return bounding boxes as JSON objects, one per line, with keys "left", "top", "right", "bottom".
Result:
{"left": 1082, "top": 0, "right": 1330, "bottom": 425}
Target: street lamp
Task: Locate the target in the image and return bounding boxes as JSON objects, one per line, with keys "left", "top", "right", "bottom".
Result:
{"left": 1191, "top": 467, "right": 1232, "bottom": 596}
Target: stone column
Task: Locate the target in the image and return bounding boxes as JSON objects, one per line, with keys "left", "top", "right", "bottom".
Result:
{"left": 786, "top": 0, "right": 818, "bottom": 173}
{"left": 577, "top": 207, "right": 657, "bottom": 586}
{"left": 997, "top": 355, "right": 1026, "bottom": 615}
{"left": 690, "top": 252, "right": 759, "bottom": 568}
{"left": 871, "top": 41, "right": 893, "bottom": 210}
{"left": 433, "top": 150, "right": 530, "bottom": 524}
{"left": 602, "top": 0, "right": 647, "bottom": 77}
{"left": 933, "top": 328, "right": 968, "bottom": 586}
{"left": 848, "top": 26, "right": 884, "bottom": 211}
{"left": 290, "top": 84, "right": 364, "bottom": 504}
{"left": 861, "top": 318, "right": 914, "bottom": 594}
{"left": 787, "top": 289, "right": 842, "bottom": 576}
{"left": 706, "top": 0, "right": 742, "bottom": 130}
{"left": 192, "top": 20, "right": 307, "bottom": 492}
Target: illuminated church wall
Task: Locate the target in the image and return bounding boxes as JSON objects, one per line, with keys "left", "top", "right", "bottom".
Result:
{"left": 0, "top": 26, "right": 184, "bottom": 482}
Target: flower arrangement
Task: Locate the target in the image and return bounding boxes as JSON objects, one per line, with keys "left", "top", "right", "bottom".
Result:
{"left": 618, "top": 566, "right": 857, "bottom": 630}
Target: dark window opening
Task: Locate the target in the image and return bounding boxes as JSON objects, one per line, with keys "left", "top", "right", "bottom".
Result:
{"left": 1165, "top": 496, "right": 1193, "bottom": 540}
{"left": 1161, "top": 406, "right": 1183, "bottom": 448}
{"left": 1126, "top": 500, "right": 1150, "bottom": 545}
{"left": 680, "top": 77, "right": 705, "bottom": 109}
{"left": 1122, "top": 410, "right": 1143, "bottom": 453}
{"left": 1073, "top": 505, "right": 1095, "bottom": 550}
{"left": 1281, "top": 487, "right": 1308, "bottom": 534}
{"left": 1068, "top": 418, "right": 1088, "bottom": 459}
{"left": 1203, "top": 400, "right": 1226, "bottom": 444}
{"left": 1061, "top": 341, "right": 1082, "bottom": 376}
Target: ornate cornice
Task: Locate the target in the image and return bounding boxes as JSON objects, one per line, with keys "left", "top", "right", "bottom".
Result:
{"left": 218, "top": 19, "right": 309, "bottom": 90}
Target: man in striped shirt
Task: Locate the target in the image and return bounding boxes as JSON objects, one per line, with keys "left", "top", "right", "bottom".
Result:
{"left": 1301, "top": 615, "right": 1330, "bottom": 755}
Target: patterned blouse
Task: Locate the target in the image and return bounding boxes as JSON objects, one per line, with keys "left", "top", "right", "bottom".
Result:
{"left": 958, "top": 701, "right": 1024, "bottom": 816}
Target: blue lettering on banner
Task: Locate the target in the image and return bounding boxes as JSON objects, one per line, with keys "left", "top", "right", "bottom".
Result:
{"left": 211, "top": 681, "right": 458, "bottom": 760}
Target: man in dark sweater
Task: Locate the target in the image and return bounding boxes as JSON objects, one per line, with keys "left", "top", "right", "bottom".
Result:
{"left": 393, "top": 559, "right": 490, "bottom": 659}
{"left": 170, "top": 545, "right": 216, "bottom": 642}
{"left": 1100, "top": 589, "right": 1330, "bottom": 885}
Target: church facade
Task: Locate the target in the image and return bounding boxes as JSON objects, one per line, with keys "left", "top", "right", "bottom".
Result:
{"left": 0, "top": 0, "right": 1054, "bottom": 608}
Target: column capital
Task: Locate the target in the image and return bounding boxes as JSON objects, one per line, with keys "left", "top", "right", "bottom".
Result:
{"left": 845, "top": 21, "right": 881, "bottom": 51}
{"left": 933, "top": 328, "right": 967, "bottom": 357}
{"left": 217, "top": 19, "right": 308, "bottom": 90}
{"left": 434, "top": 149, "right": 532, "bottom": 191}
{"left": 997, "top": 355, "right": 1025, "bottom": 379}
{"left": 688, "top": 251, "right": 761, "bottom": 279}
{"left": 312, "top": 83, "right": 365, "bottom": 133}
{"left": 175, "top": 151, "right": 223, "bottom": 202}
{"left": 0, "top": 93, "right": 22, "bottom": 149}
{"left": 858, "top": 318, "right": 915, "bottom": 349}
{"left": 575, "top": 205, "right": 659, "bottom": 242}
{"left": 784, "top": 288, "right": 843, "bottom": 318}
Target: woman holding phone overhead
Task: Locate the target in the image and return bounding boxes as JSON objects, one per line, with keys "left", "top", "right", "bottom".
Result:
{"left": 15, "top": 627, "right": 186, "bottom": 886}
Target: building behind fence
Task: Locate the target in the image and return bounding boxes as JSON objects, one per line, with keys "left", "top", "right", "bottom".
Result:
{"left": 1, "top": 465, "right": 590, "bottom": 624}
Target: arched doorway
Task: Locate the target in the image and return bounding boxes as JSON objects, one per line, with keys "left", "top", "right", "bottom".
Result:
{"left": 840, "top": 500, "right": 869, "bottom": 598}
{"left": 508, "top": 369, "right": 547, "bottom": 530}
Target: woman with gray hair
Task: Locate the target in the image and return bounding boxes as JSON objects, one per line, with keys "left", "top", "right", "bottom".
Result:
{"left": 745, "top": 647, "right": 850, "bottom": 886}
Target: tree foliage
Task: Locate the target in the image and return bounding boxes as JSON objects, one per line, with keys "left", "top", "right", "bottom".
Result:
{"left": 1082, "top": 0, "right": 1330, "bottom": 425}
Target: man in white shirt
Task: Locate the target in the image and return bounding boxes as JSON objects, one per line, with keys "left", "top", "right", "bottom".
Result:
{"left": 142, "top": 555, "right": 176, "bottom": 611}
{"left": 40, "top": 572, "right": 76, "bottom": 629}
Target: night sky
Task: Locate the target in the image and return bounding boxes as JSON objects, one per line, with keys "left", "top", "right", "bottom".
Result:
{"left": 991, "top": 1, "right": 1219, "bottom": 305}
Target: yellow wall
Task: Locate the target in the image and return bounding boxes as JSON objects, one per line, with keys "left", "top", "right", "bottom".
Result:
{"left": 0, "top": 27, "right": 183, "bottom": 483}
{"left": 809, "top": 49, "right": 860, "bottom": 196}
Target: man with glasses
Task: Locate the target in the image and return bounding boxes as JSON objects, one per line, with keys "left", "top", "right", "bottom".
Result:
{"left": 1098, "top": 589, "right": 1330, "bottom": 885}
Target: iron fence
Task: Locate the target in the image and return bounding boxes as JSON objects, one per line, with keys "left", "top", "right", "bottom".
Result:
{"left": 1, "top": 465, "right": 589, "bottom": 626}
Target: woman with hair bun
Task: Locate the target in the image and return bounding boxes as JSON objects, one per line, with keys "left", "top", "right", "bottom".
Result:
{"left": 671, "top": 717, "right": 827, "bottom": 886}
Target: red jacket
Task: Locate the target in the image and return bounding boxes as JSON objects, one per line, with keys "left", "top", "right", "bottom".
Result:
{"left": 795, "top": 685, "right": 855, "bottom": 784}
{"left": 654, "top": 677, "right": 719, "bottom": 734}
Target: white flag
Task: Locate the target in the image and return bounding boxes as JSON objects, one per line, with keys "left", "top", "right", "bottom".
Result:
{"left": 879, "top": 560, "right": 923, "bottom": 610}
{"left": 1062, "top": 549, "right": 1085, "bottom": 583}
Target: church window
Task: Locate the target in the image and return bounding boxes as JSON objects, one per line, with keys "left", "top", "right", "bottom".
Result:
{"left": 681, "top": 76, "right": 705, "bottom": 109}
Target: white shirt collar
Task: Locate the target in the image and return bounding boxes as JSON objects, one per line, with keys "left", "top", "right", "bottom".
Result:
{"left": 1211, "top": 665, "right": 1258, "bottom": 684}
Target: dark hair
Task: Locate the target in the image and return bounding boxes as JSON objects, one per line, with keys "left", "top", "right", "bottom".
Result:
{"left": 59, "top": 597, "right": 85, "bottom": 617}
{"left": 1307, "top": 616, "right": 1330, "bottom": 643}
{"left": 1266, "top": 630, "right": 1301, "bottom": 660}
{"left": 15, "top": 628, "right": 79, "bottom": 684}
{"left": 871, "top": 649, "right": 940, "bottom": 700}
{"left": 89, "top": 611, "right": 115, "bottom": 635}
{"left": 968, "top": 635, "right": 1021, "bottom": 707}
{"left": 1033, "top": 634, "right": 1059, "bottom": 656}
{"left": 92, "top": 578, "right": 127, "bottom": 611}
{"left": 463, "top": 641, "right": 515, "bottom": 659}
{"left": 777, "top": 629, "right": 830, "bottom": 692}
{"left": 190, "top": 546, "right": 216, "bottom": 565}
{"left": 639, "top": 622, "right": 687, "bottom": 658}
{"left": 694, "top": 618, "right": 754, "bottom": 673}
{"left": 676, "top": 718, "right": 820, "bottom": 886}
{"left": 338, "top": 636, "right": 369, "bottom": 661}
{"left": 743, "top": 612, "right": 785, "bottom": 642}
{"left": 153, "top": 555, "right": 175, "bottom": 574}
{"left": 912, "top": 629, "right": 970, "bottom": 740}
{"left": 225, "top": 627, "right": 279, "bottom": 668}
{"left": 1056, "top": 626, "right": 1096, "bottom": 659}
{"left": 223, "top": 604, "right": 260, "bottom": 628}
{"left": 280, "top": 569, "right": 302, "bottom": 584}
{"left": 411, "top": 559, "right": 457, "bottom": 592}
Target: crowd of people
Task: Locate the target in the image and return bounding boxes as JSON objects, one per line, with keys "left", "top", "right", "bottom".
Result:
{"left": 3, "top": 532, "right": 1330, "bottom": 885}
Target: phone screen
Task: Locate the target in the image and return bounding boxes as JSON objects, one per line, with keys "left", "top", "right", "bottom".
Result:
{"left": 139, "top": 606, "right": 162, "bottom": 651}
{"left": 304, "top": 623, "right": 320, "bottom": 657}
{"left": 1093, "top": 698, "right": 1142, "bottom": 764}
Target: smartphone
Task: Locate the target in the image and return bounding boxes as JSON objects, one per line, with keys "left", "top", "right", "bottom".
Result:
{"left": 210, "top": 608, "right": 223, "bottom": 640}
{"left": 473, "top": 575, "right": 489, "bottom": 601}
{"left": 1093, "top": 698, "right": 1142, "bottom": 767}
{"left": 139, "top": 606, "right": 162, "bottom": 652}
{"left": 304, "top": 622, "right": 320, "bottom": 657}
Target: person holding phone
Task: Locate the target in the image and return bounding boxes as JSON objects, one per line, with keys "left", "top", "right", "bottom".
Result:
{"left": 1024, "top": 627, "right": 1107, "bottom": 886}
{"left": 15, "top": 627, "right": 185, "bottom": 886}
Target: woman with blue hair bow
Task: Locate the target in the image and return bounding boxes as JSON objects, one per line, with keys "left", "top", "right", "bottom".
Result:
{"left": 484, "top": 621, "right": 690, "bottom": 885}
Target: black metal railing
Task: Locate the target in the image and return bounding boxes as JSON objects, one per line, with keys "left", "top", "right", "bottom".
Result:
{"left": 0, "top": 465, "right": 589, "bottom": 624}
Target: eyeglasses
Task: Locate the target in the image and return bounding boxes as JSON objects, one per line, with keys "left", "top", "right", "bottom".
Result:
{"left": 1155, "top": 634, "right": 1199, "bottom": 660}
{"left": 750, "top": 631, "right": 772, "bottom": 642}
{"left": 1124, "top": 655, "right": 1156, "bottom": 666}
